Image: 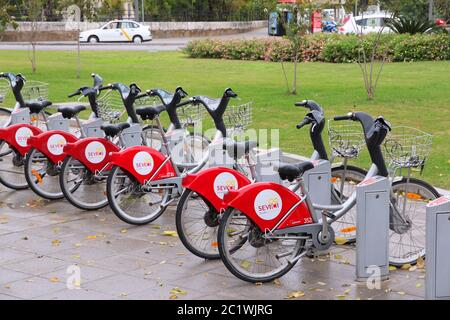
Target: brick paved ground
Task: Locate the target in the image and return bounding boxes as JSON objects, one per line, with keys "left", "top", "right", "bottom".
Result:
{"left": 0, "top": 187, "right": 425, "bottom": 300}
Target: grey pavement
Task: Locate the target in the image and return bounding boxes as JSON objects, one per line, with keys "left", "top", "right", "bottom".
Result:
{"left": 0, "top": 28, "right": 269, "bottom": 52}
{"left": 0, "top": 185, "right": 426, "bottom": 300}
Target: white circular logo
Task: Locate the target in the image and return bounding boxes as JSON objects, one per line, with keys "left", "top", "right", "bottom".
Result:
{"left": 84, "top": 141, "right": 106, "bottom": 164}
{"left": 213, "top": 172, "right": 239, "bottom": 199}
{"left": 133, "top": 151, "right": 154, "bottom": 176}
{"left": 254, "top": 190, "right": 283, "bottom": 221}
{"left": 15, "top": 127, "right": 33, "bottom": 147}
{"left": 46, "top": 134, "right": 67, "bottom": 155}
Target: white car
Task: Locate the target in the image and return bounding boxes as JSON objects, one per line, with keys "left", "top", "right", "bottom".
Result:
{"left": 79, "top": 20, "right": 152, "bottom": 44}
{"left": 339, "top": 13, "right": 394, "bottom": 34}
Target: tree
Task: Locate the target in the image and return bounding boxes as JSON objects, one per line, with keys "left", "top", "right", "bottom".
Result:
{"left": 278, "top": 1, "right": 319, "bottom": 95}
{"left": 27, "top": 0, "right": 42, "bottom": 73}
{"left": 58, "top": 0, "right": 98, "bottom": 21}
{"left": 0, "top": 0, "right": 18, "bottom": 33}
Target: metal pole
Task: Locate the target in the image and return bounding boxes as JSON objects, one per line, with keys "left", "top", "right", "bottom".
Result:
{"left": 141, "top": 0, "right": 144, "bottom": 22}
{"left": 429, "top": 0, "right": 434, "bottom": 21}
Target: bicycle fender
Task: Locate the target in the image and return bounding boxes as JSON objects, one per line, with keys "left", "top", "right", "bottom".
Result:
{"left": 109, "top": 145, "right": 176, "bottom": 185}
{"left": 63, "top": 137, "right": 120, "bottom": 172}
{"left": 223, "top": 182, "right": 314, "bottom": 231}
{"left": 182, "top": 167, "right": 251, "bottom": 212}
{"left": 27, "top": 130, "right": 78, "bottom": 164}
{"left": 0, "top": 124, "right": 43, "bottom": 156}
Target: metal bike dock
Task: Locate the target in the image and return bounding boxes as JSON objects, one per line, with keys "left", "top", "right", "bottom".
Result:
{"left": 255, "top": 148, "right": 283, "bottom": 184}
{"left": 302, "top": 160, "right": 331, "bottom": 207}
{"left": 355, "top": 176, "right": 390, "bottom": 281}
{"left": 426, "top": 196, "right": 450, "bottom": 300}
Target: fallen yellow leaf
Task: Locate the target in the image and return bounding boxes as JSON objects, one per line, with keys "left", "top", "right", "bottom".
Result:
{"left": 334, "top": 236, "right": 348, "bottom": 245}
{"left": 162, "top": 230, "right": 178, "bottom": 237}
{"left": 336, "top": 295, "right": 346, "bottom": 300}
{"left": 49, "top": 277, "right": 60, "bottom": 283}
{"left": 285, "top": 291, "right": 305, "bottom": 299}
{"left": 86, "top": 235, "right": 97, "bottom": 240}
{"left": 240, "top": 260, "right": 251, "bottom": 269}
{"left": 51, "top": 239, "right": 61, "bottom": 246}
{"left": 401, "top": 264, "right": 412, "bottom": 270}
{"left": 389, "top": 265, "right": 397, "bottom": 271}
{"left": 417, "top": 257, "right": 425, "bottom": 269}
{"left": 170, "top": 287, "right": 187, "bottom": 295}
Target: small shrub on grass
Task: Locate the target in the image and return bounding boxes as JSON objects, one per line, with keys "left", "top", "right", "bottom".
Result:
{"left": 184, "top": 34, "right": 450, "bottom": 63}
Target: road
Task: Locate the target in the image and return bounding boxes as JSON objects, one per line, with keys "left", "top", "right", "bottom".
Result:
{"left": 0, "top": 28, "right": 269, "bottom": 52}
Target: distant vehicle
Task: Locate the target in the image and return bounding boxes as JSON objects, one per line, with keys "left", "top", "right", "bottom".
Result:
{"left": 339, "top": 13, "right": 394, "bottom": 34}
{"left": 79, "top": 20, "right": 152, "bottom": 44}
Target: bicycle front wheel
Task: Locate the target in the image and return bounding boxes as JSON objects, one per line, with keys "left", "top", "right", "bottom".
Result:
{"left": 24, "top": 148, "right": 64, "bottom": 199}
{"left": 106, "top": 165, "right": 171, "bottom": 225}
{"left": 389, "top": 177, "right": 440, "bottom": 266}
{"left": 218, "top": 208, "right": 305, "bottom": 283}
{"left": 330, "top": 165, "right": 367, "bottom": 242}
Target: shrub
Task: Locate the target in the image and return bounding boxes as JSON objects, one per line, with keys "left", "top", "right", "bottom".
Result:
{"left": 184, "top": 33, "right": 450, "bottom": 63}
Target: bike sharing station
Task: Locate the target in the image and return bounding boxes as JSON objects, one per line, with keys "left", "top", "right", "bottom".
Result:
{"left": 0, "top": 70, "right": 444, "bottom": 299}
{"left": 426, "top": 196, "right": 450, "bottom": 300}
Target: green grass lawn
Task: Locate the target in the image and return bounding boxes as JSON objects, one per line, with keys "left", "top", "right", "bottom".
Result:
{"left": 0, "top": 50, "right": 449, "bottom": 188}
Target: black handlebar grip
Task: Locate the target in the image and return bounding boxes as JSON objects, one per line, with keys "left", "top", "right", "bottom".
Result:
{"left": 334, "top": 114, "right": 353, "bottom": 121}
{"left": 296, "top": 118, "right": 310, "bottom": 129}
{"left": 295, "top": 100, "right": 308, "bottom": 107}
{"left": 68, "top": 91, "right": 79, "bottom": 98}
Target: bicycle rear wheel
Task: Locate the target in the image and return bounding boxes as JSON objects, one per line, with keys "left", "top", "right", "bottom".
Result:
{"left": 218, "top": 207, "right": 305, "bottom": 283}
{"left": 59, "top": 155, "right": 109, "bottom": 210}
{"left": 0, "top": 140, "right": 28, "bottom": 190}
{"left": 106, "top": 165, "right": 171, "bottom": 225}
{"left": 389, "top": 177, "right": 440, "bottom": 266}
{"left": 24, "top": 148, "right": 63, "bottom": 199}
{"left": 176, "top": 188, "right": 221, "bottom": 260}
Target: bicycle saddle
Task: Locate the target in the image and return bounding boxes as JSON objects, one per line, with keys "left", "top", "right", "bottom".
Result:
{"left": 278, "top": 161, "right": 314, "bottom": 182}
{"left": 222, "top": 139, "right": 258, "bottom": 159}
{"left": 100, "top": 122, "right": 130, "bottom": 137}
{"left": 136, "top": 104, "right": 166, "bottom": 121}
{"left": 57, "top": 104, "right": 87, "bottom": 119}
{"left": 24, "top": 100, "right": 52, "bottom": 114}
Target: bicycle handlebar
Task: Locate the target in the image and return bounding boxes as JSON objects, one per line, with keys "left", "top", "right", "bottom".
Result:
{"left": 296, "top": 117, "right": 311, "bottom": 130}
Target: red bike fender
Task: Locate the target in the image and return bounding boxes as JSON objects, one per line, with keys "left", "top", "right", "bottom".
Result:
{"left": 182, "top": 167, "right": 251, "bottom": 212}
{"left": 0, "top": 124, "right": 43, "bottom": 156}
{"left": 223, "top": 182, "right": 314, "bottom": 231}
{"left": 109, "top": 145, "right": 176, "bottom": 185}
{"left": 27, "top": 130, "right": 78, "bottom": 164}
{"left": 63, "top": 137, "right": 120, "bottom": 172}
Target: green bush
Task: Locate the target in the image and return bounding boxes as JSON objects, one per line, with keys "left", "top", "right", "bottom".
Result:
{"left": 184, "top": 34, "right": 450, "bottom": 63}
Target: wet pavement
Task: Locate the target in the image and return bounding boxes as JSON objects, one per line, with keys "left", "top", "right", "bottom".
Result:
{"left": 0, "top": 186, "right": 426, "bottom": 300}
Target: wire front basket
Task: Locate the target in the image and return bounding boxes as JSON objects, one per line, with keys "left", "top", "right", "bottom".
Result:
{"left": 0, "top": 84, "right": 8, "bottom": 104}
{"left": 22, "top": 81, "right": 49, "bottom": 102}
{"left": 178, "top": 103, "right": 205, "bottom": 126}
{"left": 328, "top": 120, "right": 365, "bottom": 159}
{"left": 96, "top": 90, "right": 124, "bottom": 122}
{"left": 224, "top": 102, "right": 253, "bottom": 136}
{"left": 384, "top": 126, "right": 432, "bottom": 169}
